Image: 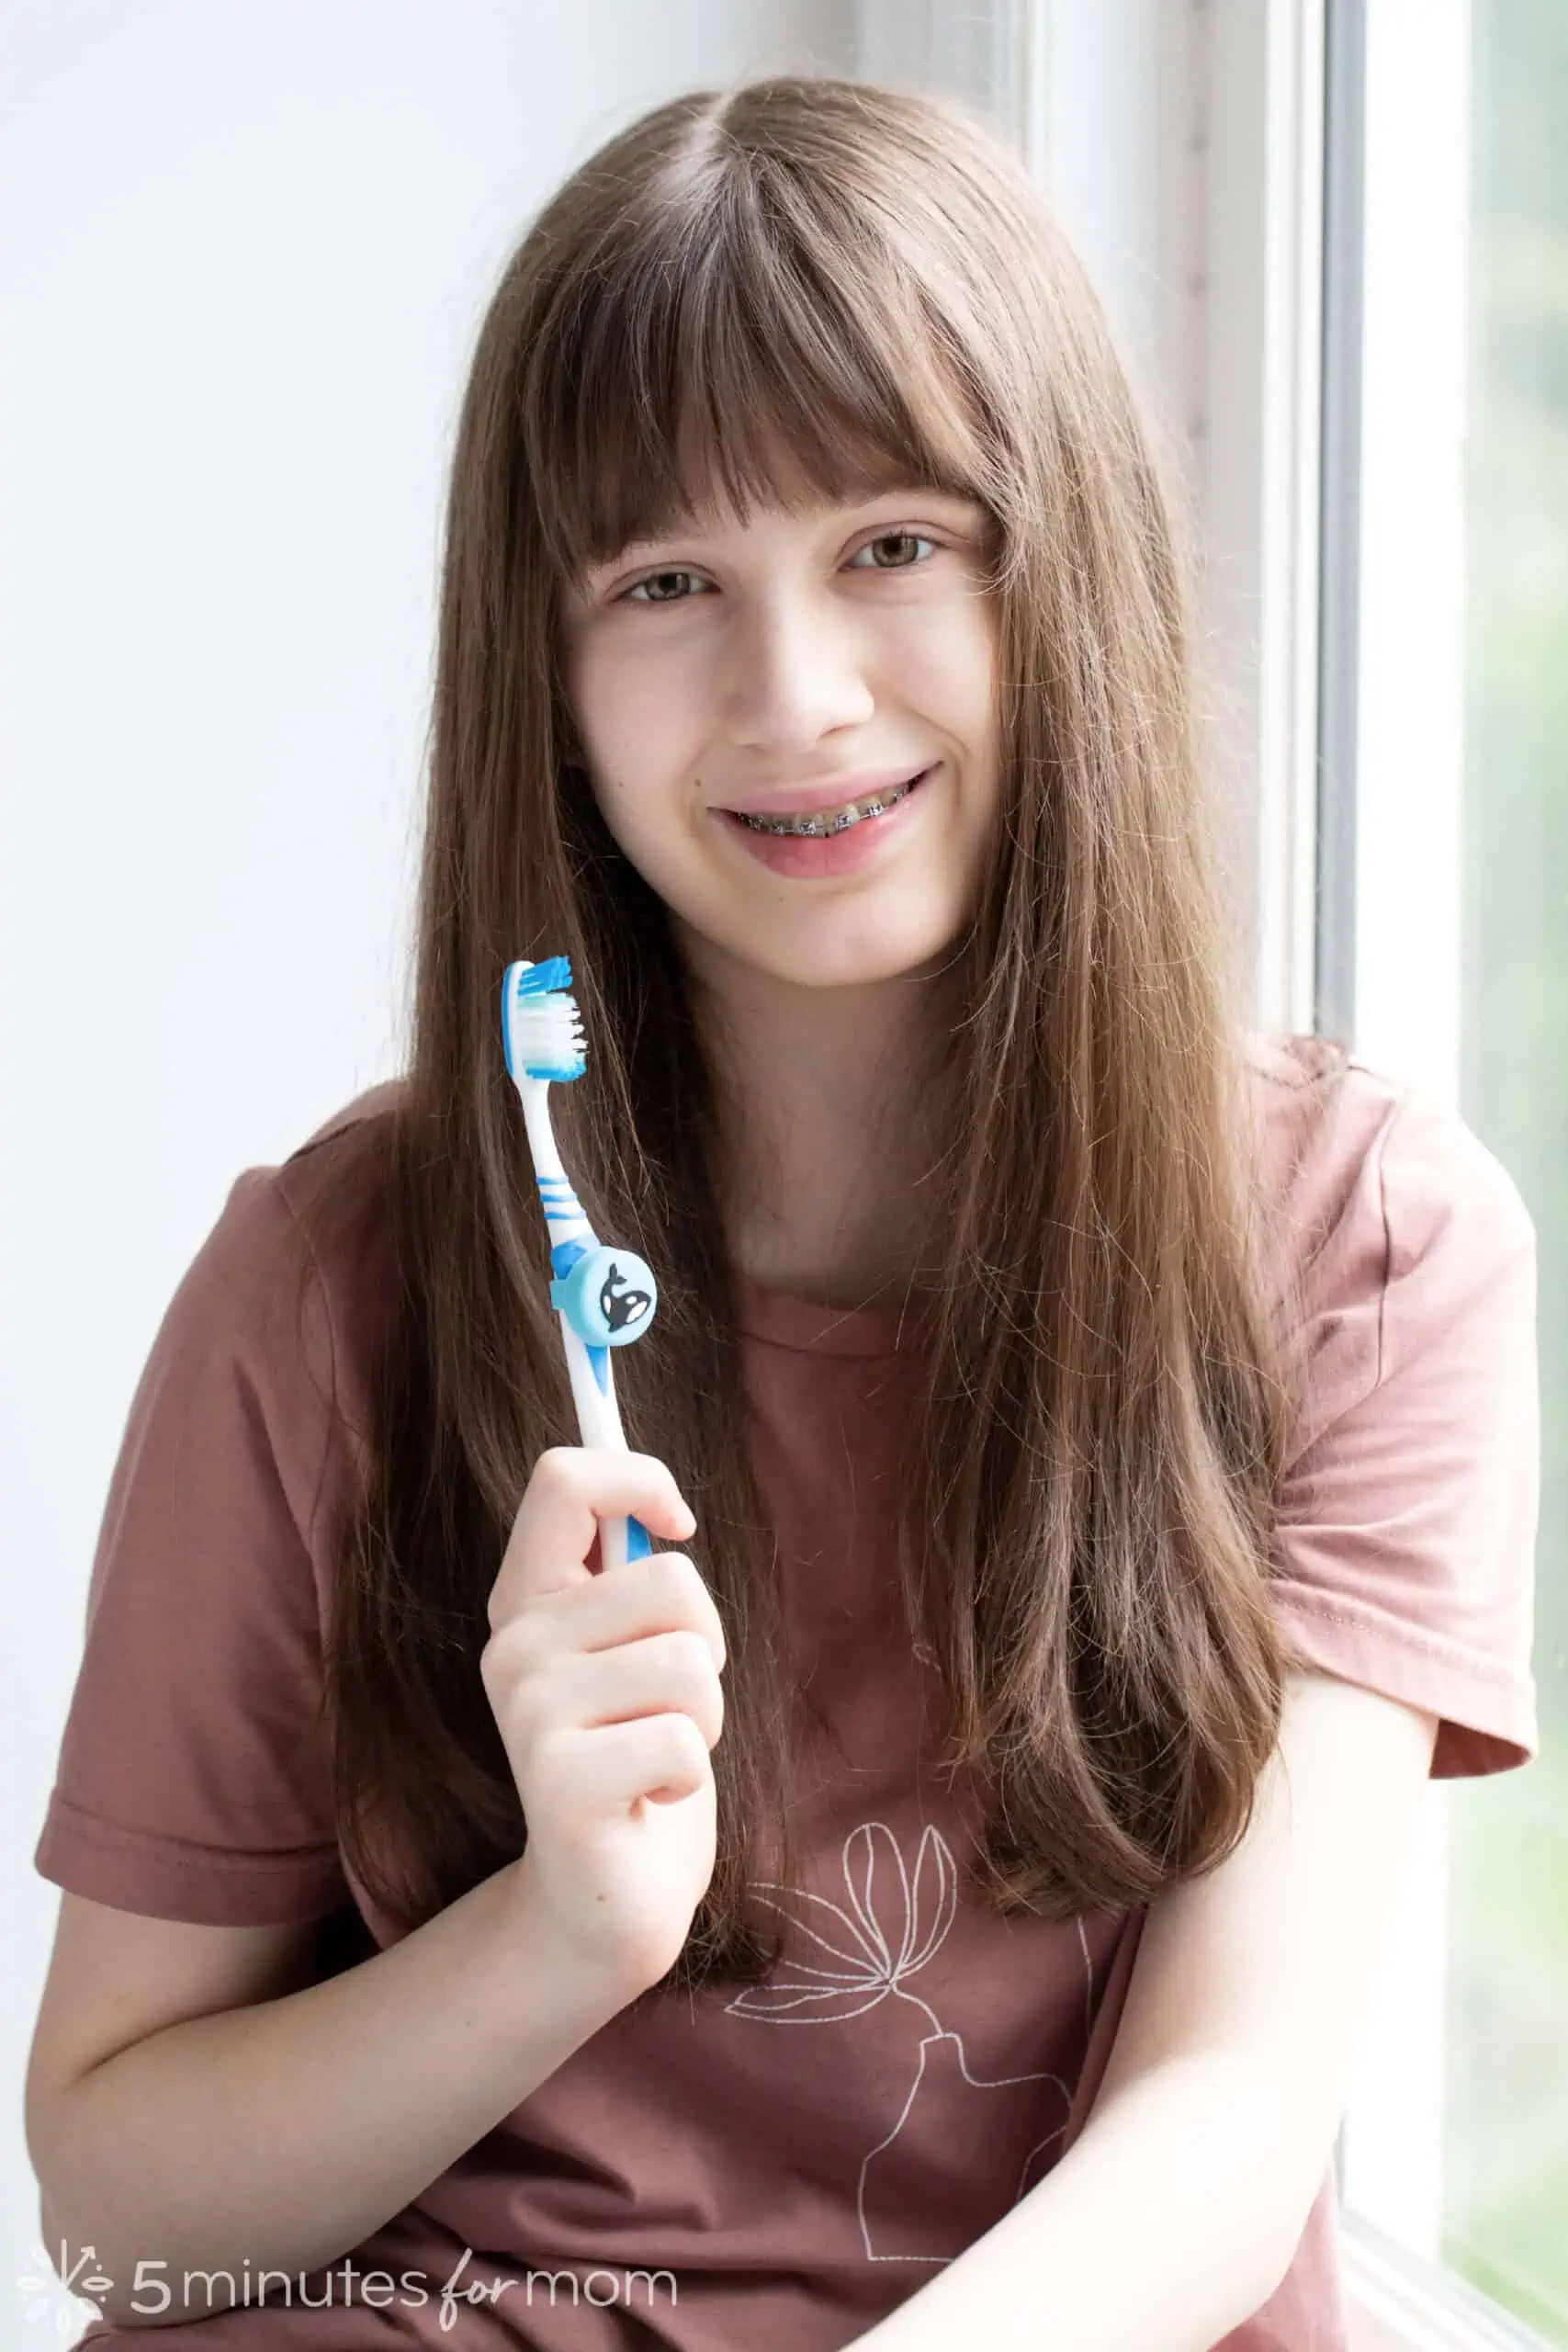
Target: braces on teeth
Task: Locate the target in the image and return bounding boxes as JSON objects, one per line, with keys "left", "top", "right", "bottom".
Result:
{"left": 734, "top": 774, "right": 919, "bottom": 837}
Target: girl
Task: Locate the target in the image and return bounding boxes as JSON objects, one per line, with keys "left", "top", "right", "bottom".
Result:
{"left": 26, "top": 73, "right": 1539, "bottom": 2352}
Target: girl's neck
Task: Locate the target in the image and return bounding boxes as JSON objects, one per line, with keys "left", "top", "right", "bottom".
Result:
{"left": 684, "top": 940, "right": 953, "bottom": 1313}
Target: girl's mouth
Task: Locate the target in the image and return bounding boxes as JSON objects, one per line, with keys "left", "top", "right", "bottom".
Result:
{"left": 716, "top": 764, "right": 939, "bottom": 881}
{"left": 728, "top": 767, "right": 929, "bottom": 837}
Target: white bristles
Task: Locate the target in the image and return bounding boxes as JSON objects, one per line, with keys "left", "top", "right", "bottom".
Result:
{"left": 503, "top": 979, "right": 589, "bottom": 1083}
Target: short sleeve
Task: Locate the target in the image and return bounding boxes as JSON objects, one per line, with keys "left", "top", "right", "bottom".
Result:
{"left": 33, "top": 1167, "right": 354, "bottom": 1923}
{"left": 1268, "top": 1080, "right": 1540, "bottom": 1777}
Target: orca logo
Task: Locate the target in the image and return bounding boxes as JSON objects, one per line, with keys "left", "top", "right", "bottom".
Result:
{"left": 600, "top": 1259, "right": 653, "bottom": 1334}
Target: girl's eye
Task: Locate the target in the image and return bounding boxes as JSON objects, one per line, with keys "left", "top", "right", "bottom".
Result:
{"left": 623, "top": 569, "right": 707, "bottom": 605}
{"left": 618, "top": 530, "right": 942, "bottom": 605}
{"left": 847, "top": 531, "right": 940, "bottom": 571}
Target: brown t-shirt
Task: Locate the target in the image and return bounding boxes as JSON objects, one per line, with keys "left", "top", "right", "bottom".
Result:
{"left": 34, "top": 1035, "right": 1540, "bottom": 2350}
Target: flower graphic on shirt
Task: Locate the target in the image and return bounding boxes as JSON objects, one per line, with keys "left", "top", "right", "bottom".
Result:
{"left": 14, "top": 2240, "right": 109, "bottom": 2338}
{"left": 725, "top": 1819, "right": 1093, "bottom": 2264}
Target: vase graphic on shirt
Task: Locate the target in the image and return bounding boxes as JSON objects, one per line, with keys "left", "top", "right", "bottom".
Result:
{"left": 725, "top": 1818, "right": 1092, "bottom": 2264}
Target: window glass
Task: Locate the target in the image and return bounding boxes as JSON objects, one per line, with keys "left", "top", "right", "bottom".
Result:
{"left": 1451, "top": 4, "right": 1568, "bottom": 2337}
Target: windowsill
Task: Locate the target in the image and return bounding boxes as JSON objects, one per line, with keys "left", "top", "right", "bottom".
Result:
{"left": 1343, "top": 2210, "right": 1557, "bottom": 2350}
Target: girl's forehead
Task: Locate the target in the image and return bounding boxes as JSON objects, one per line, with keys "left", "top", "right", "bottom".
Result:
{"left": 545, "top": 391, "right": 993, "bottom": 589}
{"left": 615, "top": 475, "right": 965, "bottom": 550}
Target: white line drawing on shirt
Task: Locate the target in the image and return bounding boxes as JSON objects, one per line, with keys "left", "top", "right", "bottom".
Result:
{"left": 724, "top": 1819, "right": 1096, "bottom": 2264}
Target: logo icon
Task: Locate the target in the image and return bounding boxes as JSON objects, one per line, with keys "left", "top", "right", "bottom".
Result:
{"left": 15, "top": 2241, "right": 110, "bottom": 2338}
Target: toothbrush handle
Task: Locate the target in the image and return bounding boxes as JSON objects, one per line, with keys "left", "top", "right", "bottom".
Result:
{"left": 558, "top": 1315, "right": 651, "bottom": 1574}
{"left": 600, "top": 1510, "right": 652, "bottom": 1577}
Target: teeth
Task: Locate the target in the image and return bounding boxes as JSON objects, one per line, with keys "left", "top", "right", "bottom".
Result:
{"left": 733, "top": 775, "right": 920, "bottom": 837}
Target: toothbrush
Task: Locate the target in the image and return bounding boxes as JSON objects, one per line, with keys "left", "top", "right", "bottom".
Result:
{"left": 501, "top": 956, "right": 660, "bottom": 1576}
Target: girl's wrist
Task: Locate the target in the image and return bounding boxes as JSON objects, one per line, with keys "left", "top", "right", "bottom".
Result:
{"left": 488, "top": 1854, "right": 652, "bottom": 2033}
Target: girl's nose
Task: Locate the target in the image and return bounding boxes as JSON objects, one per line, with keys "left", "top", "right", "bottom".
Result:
{"left": 725, "top": 594, "right": 876, "bottom": 754}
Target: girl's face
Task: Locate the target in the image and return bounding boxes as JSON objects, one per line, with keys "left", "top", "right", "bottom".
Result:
{"left": 558, "top": 481, "right": 1002, "bottom": 994}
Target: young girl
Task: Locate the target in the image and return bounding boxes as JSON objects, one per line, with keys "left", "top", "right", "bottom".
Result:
{"left": 27, "top": 74, "right": 1539, "bottom": 2352}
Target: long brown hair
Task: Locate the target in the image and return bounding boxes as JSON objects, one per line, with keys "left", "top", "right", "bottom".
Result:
{"left": 316, "top": 73, "right": 1347, "bottom": 1991}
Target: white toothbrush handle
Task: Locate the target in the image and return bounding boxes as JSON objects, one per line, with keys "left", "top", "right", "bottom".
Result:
{"left": 516, "top": 1068, "right": 649, "bottom": 1576}
{"left": 558, "top": 1311, "right": 640, "bottom": 1577}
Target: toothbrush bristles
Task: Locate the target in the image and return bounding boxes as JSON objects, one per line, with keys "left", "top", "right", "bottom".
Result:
{"left": 506, "top": 960, "right": 589, "bottom": 1081}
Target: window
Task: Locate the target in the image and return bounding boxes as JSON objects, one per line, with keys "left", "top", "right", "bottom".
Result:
{"left": 1266, "top": 0, "right": 1566, "bottom": 2341}
{"left": 1448, "top": 1, "right": 1568, "bottom": 2335}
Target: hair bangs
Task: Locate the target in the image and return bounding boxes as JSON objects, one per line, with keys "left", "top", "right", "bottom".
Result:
{"left": 528, "top": 152, "right": 996, "bottom": 589}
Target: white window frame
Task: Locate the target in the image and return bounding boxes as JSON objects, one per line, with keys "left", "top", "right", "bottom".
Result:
{"left": 1328, "top": 0, "right": 1470, "bottom": 2270}
{"left": 854, "top": 3, "right": 1551, "bottom": 2346}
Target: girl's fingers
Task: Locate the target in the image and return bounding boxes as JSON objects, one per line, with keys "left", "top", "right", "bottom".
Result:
{"left": 535, "top": 1713, "right": 715, "bottom": 1815}
{"left": 489, "top": 1447, "right": 696, "bottom": 1626}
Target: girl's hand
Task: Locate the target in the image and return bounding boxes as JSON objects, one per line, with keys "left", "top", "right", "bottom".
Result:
{"left": 481, "top": 1447, "right": 726, "bottom": 1997}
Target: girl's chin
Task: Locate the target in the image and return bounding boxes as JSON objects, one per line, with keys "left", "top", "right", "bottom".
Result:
{"left": 681, "top": 909, "right": 967, "bottom": 996}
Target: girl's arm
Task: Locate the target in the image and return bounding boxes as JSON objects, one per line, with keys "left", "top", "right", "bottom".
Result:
{"left": 28, "top": 1442, "right": 717, "bottom": 2335}
{"left": 849, "top": 1668, "right": 1441, "bottom": 2352}
{"left": 27, "top": 1863, "right": 629, "bottom": 2333}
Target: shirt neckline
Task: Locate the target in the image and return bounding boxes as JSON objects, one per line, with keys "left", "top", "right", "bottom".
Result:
{"left": 729, "top": 1270, "right": 934, "bottom": 1357}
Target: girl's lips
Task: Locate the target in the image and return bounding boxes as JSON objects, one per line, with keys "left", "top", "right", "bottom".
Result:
{"left": 715, "top": 763, "right": 939, "bottom": 880}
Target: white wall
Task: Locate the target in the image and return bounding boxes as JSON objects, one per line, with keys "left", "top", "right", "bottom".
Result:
{"left": 0, "top": 0, "right": 850, "bottom": 2317}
